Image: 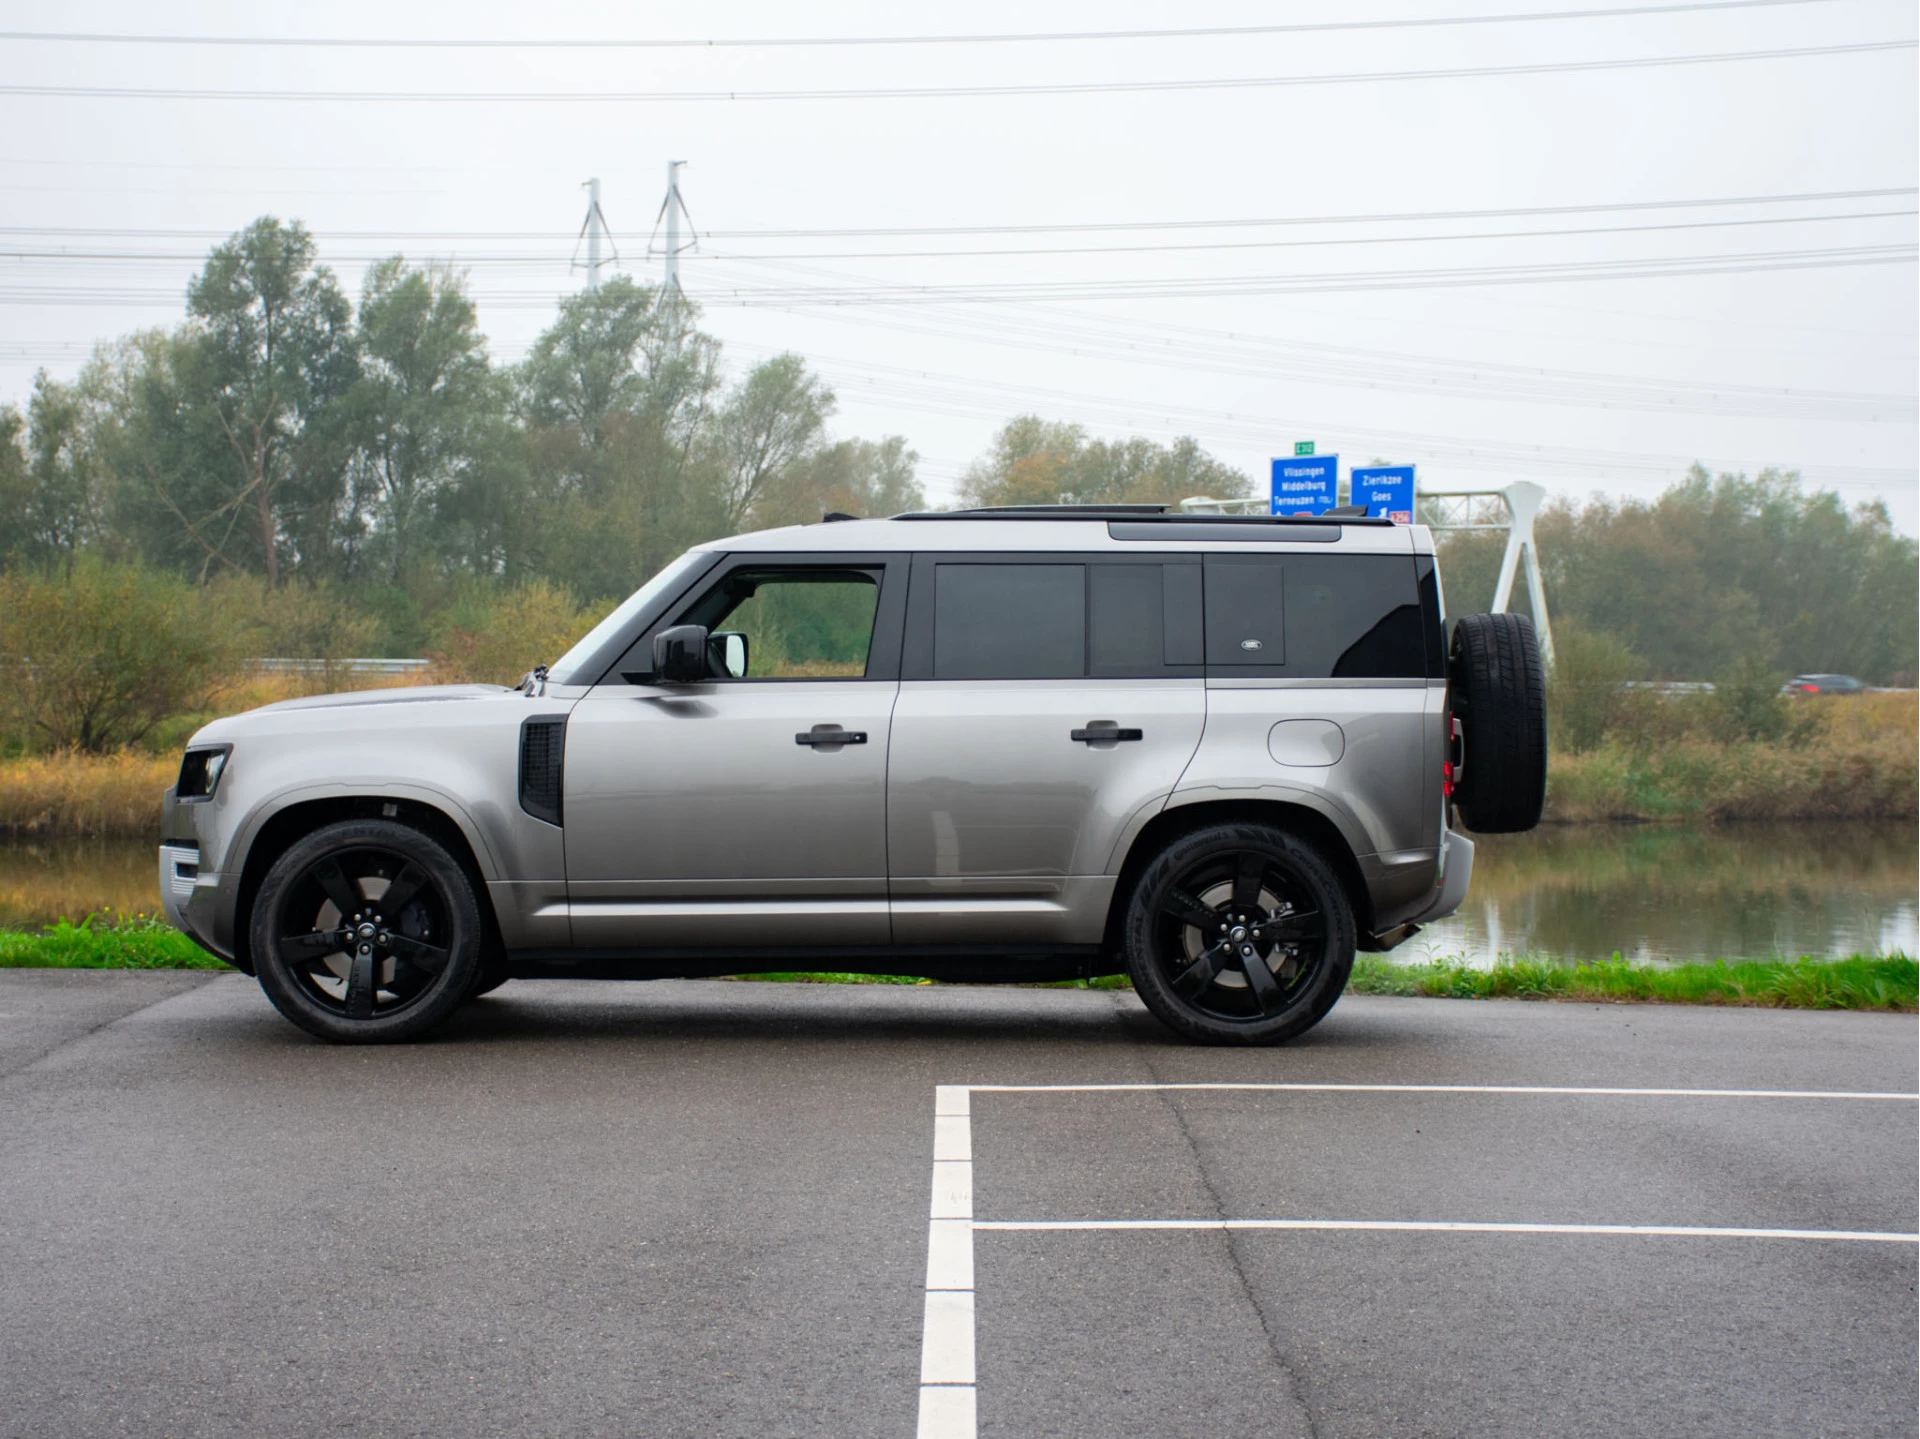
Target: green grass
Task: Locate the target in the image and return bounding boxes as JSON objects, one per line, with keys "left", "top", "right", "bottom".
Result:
{"left": 1348, "top": 953, "right": 1917, "bottom": 1011}
{"left": 0, "top": 921, "right": 1912, "bottom": 1012}
{"left": 0, "top": 916, "right": 226, "bottom": 970}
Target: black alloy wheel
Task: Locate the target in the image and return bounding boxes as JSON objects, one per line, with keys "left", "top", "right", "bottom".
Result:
{"left": 250, "top": 819, "right": 484, "bottom": 1043}
{"left": 1124, "top": 823, "right": 1355, "bottom": 1045}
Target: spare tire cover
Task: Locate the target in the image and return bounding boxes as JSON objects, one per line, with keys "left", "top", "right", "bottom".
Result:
{"left": 1449, "top": 612, "right": 1547, "bottom": 834}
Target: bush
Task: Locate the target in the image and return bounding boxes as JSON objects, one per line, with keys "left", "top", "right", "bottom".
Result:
{"left": 0, "top": 560, "right": 232, "bottom": 752}
{"left": 203, "top": 575, "right": 382, "bottom": 689}
{"left": 1546, "top": 626, "right": 1646, "bottom": 753}
{"left": 427, "top": 580, "right": 596, "bottom": 685}
{"left": 1706, "top": 653, "right": 1797, "bottom": 743}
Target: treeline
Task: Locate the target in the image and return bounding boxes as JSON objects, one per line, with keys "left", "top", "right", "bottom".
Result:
{"left": 1433, "top": 468, "right": 1917, "bottom": 686}
{"left": 0, "top": 217, "right": 929, "bottom": 652}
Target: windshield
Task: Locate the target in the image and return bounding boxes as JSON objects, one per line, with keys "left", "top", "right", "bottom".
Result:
{"left": 546, "top": 551, "right": 710, "bottom": 685}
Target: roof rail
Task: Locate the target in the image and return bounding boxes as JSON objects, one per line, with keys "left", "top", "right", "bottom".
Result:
{"left": 890, "top": 503, "right": 1392, "bottom": 526}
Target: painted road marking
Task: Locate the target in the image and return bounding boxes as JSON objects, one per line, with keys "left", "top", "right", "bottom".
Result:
{"left": 916, "top": 1085, "right": 976, "bottom": 1439}
{"left": 974, "top": 1219, "right": 1920, "bottom": 1243}
{"left": 970, "top": 1082, "right": 1920, "bottom": 1101}
{"left": 913, "top": 1080, "right": 1919, "bottom": 1437}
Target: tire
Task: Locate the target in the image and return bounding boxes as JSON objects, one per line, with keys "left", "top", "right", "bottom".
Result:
{"left": 1123, "top": 823, "right": 1356, "bottom": 1046}
{"left": 249, "top": 819, "right": 485, "bottom": 1043}
{"left": 1449, "top": 612, "right": 1548, "bottom": 834}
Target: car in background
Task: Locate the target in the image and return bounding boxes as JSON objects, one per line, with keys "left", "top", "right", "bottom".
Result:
{"left": 1784, "top": 674, "right": 1867, "bottom": 695}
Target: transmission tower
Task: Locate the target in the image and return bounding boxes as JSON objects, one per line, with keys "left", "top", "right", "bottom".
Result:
{"left": 573, "top": 177, "right": 617, "bottom": 290}
{"left": 652, "top": 161, "right": 697, "bottom": 293}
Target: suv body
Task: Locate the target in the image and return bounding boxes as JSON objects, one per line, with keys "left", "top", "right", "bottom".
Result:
{"left": 160, "top": 509, "right": 1491, "bottom": 1043}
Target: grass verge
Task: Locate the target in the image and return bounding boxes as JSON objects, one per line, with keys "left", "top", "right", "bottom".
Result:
{"left": 2, "top": 921, "right": 1911, "bottom": 1012}
{"left": 1348, "top": 953, "right": 1917, "bottom": 1010}
{"left": 0, "top": 916, "right": 226, "bottom": 970}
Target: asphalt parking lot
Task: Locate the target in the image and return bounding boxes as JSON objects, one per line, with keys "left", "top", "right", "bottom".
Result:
{"left": 0, "top": 972, "right": 1913, "bottom": 1439}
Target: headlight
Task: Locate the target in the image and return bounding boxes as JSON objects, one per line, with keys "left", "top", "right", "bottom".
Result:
{"left": 176, "top": 746, "right": 231, "bottom": 801}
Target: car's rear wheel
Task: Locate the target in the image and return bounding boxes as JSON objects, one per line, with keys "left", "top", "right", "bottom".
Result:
{"left": 1124, "top": 823, "right": 1355, "bottom": 1045}
{"left": 250, "top": 819, "right": 483, "bottom": 1043}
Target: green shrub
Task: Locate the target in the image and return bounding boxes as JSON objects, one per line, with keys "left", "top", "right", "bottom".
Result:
{"left": 1546, "top": 626, "right": 1646, "bottom": 753}
{"left": 0, "top": 559, "right": 232, "bottom": 753}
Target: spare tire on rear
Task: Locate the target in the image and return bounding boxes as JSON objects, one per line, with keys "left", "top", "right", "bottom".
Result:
{"left": 1449, "top": 612, "right": 1547, "bottom": 833}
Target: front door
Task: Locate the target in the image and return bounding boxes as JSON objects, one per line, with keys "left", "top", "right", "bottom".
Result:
{"left": 886, "top": 554, "right": 1207, "bottom": 945}
{"left": 563, "top": 554, "right": 906, "bottom": 950}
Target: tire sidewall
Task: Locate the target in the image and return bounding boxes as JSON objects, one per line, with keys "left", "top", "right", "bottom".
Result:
{"left": 1124, "top": 823, "right": 1355, "bottom": 1046}
{"left": 250, "top": 819, "right": 484, "bottom": 1043}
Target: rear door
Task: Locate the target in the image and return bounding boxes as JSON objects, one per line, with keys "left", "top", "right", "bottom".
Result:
{"left": 563, "top": 553, "right": 906, "bottom": 949}
{"left": 885, "top": 553, "right": 1207, "bottom": 945}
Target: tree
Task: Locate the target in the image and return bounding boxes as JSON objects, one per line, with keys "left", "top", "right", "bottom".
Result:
{"left": 182, "top": 217, "right": 357, "bottom": 586}
{"left": 959, "top": 416, "right": 1251, "bottom": 509}
{"left": 0, "top": 404, "right": 30, "bottom": 559}
{"left": 756, "top": 435, "right": 925, "bottom": 528}
{"left": 342, "top": 260, "right": 501, "bottom": 581}
{"left": 706, "top": 354, "right": 837, "bottom": 532}
{"left": 1433, "top": 467, "right": 1919, "bottom": 684}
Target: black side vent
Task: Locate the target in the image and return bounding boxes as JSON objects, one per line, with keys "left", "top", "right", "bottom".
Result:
{"left": 519, "top": 716, "right": 567, "bottom": 826}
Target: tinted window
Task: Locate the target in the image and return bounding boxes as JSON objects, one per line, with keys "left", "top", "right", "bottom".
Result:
{"left": 1089, "top": 564, "right": 1164, "bottom": 674}
{"left": 1204, "top": 559, "right": 1287, "bottom": 665}
{"left": 1204, "top": 555, "right": 1427, "bottom": 678}
{"left": 691, "top": 569, "right": 880, "bottom": 678}
{"left": 935, "top": 564, "right": 1084, "bottom": 679}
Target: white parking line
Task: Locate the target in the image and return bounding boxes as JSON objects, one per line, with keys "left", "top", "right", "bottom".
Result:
{"left": 974, "top": 1219, "right": 1920, "bottom": 1243}
{"left": 916, "top": 1085, "right": 976, "bottom": 1439}
{"left": 970, "top": 1082, "right": 1920, "bottom": 1101}
{"left": 911, "top": 1081, "right": 1919, "bottom": 1438}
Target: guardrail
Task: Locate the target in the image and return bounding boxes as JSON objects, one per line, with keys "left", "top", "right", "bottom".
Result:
{"left": 244, "top": 658, "right": 433, "bottom": 676}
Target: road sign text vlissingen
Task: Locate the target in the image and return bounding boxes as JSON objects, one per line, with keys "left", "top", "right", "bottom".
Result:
{"left": 1271, "top": 454, "right": 1338, "bottom": 516}
{"left": 1349, "top": 464, "right": 1415, "bottom": 524}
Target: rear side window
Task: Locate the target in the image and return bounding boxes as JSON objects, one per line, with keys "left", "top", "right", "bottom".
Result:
{"left": 923, "top": 559, "right": 1199, "bottom": 679}
{"left": 1204, "top": 554, "right": 1429, "bottom": 678}
{"left": 935, "top": 564, "right": 1084, "bottom": 679}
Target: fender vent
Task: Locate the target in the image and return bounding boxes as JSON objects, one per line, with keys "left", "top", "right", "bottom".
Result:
{"left": 519, "top": 716, "right": 567, "bottom": 826}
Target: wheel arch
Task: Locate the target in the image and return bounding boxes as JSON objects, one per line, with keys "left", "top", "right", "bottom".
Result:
{"left": 228, "top": 795, "right": 505, "bottom": 975}
{"left": 1101, "top": 797, "right": 1374, "bottom": 958}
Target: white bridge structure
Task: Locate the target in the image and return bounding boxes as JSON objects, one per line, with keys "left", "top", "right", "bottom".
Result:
{"left": 1179, "top": 479, "right": 1555, "bottom": 665}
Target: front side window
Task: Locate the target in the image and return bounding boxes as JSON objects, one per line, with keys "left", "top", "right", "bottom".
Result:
{"left": 688, "top": 568, "right": 881, "bottom": 679}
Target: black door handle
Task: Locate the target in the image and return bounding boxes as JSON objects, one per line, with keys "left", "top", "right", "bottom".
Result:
{"left": 796, "top": 725, "right": 868, "bottom": 746}
{"left": 1072, "top": 723, "right": 1143, "bottom": 743}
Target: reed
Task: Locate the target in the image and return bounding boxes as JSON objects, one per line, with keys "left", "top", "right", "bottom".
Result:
{"left": 0, "top": 752, "right": 178, "bottom": 838}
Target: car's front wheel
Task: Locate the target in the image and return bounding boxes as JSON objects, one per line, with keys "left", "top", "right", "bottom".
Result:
{"left": 249, "top": 819, "right": 484, "bottom": 1043}
{"left": 1124, "top": 823, "right": 1355, "bottom": 1045}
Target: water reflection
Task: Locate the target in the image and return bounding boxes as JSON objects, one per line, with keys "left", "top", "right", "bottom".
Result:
{"left": 2, "top": 823, "right": 1915, "bottom": 966}
{"left": 1414, "top": 822, "right": 1917, "bottom": 967}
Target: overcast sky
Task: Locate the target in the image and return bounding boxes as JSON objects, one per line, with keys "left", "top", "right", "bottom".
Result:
{"left": 2, "top": 0, "right": 1915, "bottom": 532}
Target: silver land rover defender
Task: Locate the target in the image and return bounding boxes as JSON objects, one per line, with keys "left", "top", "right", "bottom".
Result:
{"left": 158, "top": 505, "right": 1546, "bottom": 1045}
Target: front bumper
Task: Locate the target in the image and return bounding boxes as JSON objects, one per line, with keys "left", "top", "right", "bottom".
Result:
{"left": 158, "top": 843, "right": 198, "bottom": 930}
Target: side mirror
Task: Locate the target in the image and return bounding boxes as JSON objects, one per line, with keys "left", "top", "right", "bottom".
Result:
{"left": 709, "top": 631, "right": 749, "bottom": 680}
{"left": 651, "top": 625, "right": 709, "bottom": 683}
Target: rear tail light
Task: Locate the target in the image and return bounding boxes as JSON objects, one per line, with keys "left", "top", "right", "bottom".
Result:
{"left": 1444, "top": 714, "right": 1463, "bottom": 798}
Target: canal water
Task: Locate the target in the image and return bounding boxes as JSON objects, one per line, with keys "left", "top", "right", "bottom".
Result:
{"left": 2, "top": 822, "right": 1914, "bottom": 967}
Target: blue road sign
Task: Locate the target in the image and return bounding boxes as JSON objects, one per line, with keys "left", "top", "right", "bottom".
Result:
{"left": 1349, "top": 464, "right": 1416, "bottom": 523}
{"left": 1271, "top": 454, "right": 1338, "bottom": 515}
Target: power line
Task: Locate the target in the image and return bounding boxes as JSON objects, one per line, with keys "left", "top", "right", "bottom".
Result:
{"left": 2, "top": 189, "right": 1906, "bottom": 242}
{"left": 1, "top": 41, "right": 1908, "bottom": 103}
{"left": 3, "top": 209, "right": 1911, "bottom": 266}
{"left": 0, "top": 1, "right": 1850, "bottom": 50}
